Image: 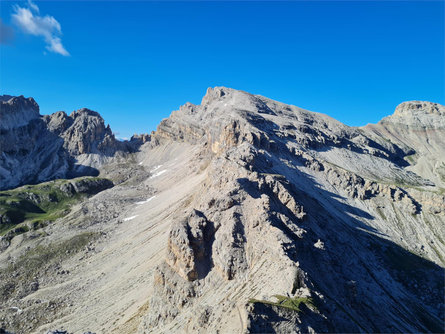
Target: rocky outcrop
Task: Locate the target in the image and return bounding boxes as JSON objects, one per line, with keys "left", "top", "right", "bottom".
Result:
{"left": 364, "top": 100, "right": 445, "bottom": 188}
{"left": 166, "top": 209, "right": 214, "bottom": 281}
{"left": 393, "top": 101, "right": 445, "bottom": 119}
{"left": 259, "top": 174, "right": 306, "bottom": 220}
{"left": 0, "top": 95, "right": 40, "bottom": 130}
{"left": 0, "top": 95, "right": 144, "bottom": 190}
{"left": 140, "top": 87, "right": 444, "bottom": 333}
{"left": 57, "top": 108, "right": 119, "bottom": 156}
{"left": 130, "top": 133, "right": 151, "bottom": 145}
{"left": 59, "top": 177, "right": 114, "bottom": 196}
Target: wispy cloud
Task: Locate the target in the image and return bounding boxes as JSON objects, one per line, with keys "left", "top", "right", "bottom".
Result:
{"left": 12, "top": 0, "right": 69, "bottom": 56}
{"left": 27, "top": 0, "right": 39, "bottom": 13}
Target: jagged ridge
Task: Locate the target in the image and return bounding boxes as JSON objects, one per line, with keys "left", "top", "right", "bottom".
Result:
{"left": 0, "top": 95, "right": 144, "bottom": 190}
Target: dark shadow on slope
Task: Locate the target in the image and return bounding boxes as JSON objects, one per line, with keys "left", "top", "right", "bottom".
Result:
{"left": 237, "top": 178, "right": 262, "bottom": 199}
{"left": 238, "top": 138, "right": 444, "bottom": 333}
{"left": 243, "top": 110, "right": 412, "bottom": 172}
{"left": 238, "top": 176, "right": 377, "bottom": 234}
{"left": 313, "top": 138, "right": 411, "bottom": 168}
{"left": 192, "top": 210, "right": 217, "bottom": 280}
{"left": 248, "top": 301, "right": 333, "bottom": 334}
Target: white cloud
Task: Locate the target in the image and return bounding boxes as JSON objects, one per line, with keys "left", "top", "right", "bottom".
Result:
{"left": 12, "top": 0, "right": 69, "bottom": 56}
{"left": 27, "top": 0, "right": 40, "bottom": 13}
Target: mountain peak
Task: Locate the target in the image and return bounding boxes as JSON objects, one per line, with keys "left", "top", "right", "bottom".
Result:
{"left": 393, "top": 101, "right": 445, "bottom": 117}
{"left": 200, "top": 86, "right": 259, "bottom": 110}
{"left": 0, "top": 96, "right": 136, "bottom": 190}
{"left": 202, "top": 86, "right": 231, "bottom": 101}
{"left": 202, "top": 86, "right": 241, "bottom": 102}
{"left": 70, "top": 108, "right": 103, "bottom": 119}
{"left": 0, "top": 94, "right": 40, "bottom": 130}
{"left": 377, "top": 100, "right": 445, "bottom": 130}
{"left": 0, "top": 94, "right": 16, "bottom": 102}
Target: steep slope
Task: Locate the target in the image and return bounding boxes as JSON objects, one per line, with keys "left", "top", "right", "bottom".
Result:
{"left": 138, "top": 88, "right": 444, "bottom": 333}
{"left": 0, "top": 95, "right": 139, "bottom": 190}
{"left": 0, "top": 88, "right": 443, "bottom": 334}
{"left": 364, "top": 101, "right": 445, "bottom": 188}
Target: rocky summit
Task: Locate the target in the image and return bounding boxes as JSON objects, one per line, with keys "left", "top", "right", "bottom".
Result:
{"left": 0, "top": 95, "right": 142, "bottom": 191}
{"left": 0, "top": 87, "right": 444, "bottom": 334}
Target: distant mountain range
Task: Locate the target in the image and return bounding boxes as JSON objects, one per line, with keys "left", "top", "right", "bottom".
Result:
{"left": 0, "top": 95, "right": 148, "bottom": 190}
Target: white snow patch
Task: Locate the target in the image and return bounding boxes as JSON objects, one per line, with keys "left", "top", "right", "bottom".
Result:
{"left": 138, "top": 161, "right": 143, "bottom": 165}
{"left": 150, "top": 165, "right": 162, "bottom": 172}
{"left": 123, "top": 215, "right": 138, "bottom": 222}
{"left": 149, "top": 169, "right": 167, "bottom": 179}
{"left": 136, "top": 196, "right": 156, "bottom": 205}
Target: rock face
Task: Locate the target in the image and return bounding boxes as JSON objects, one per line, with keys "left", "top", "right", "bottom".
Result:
{"left": 0, "top": 95, "right": 143, "bottom": 190}
{"left": 0, "top": 88, "right": 443, "bottom": 334}
{"left": 166, "top": 209, "right": 215, "bottom": 281}
{"left": 140, "top": 88, "right": 445, "bottom": 333}
{"left": 0, "top": 95, "right": 40, "bottom": 130}
{"left": 393, "top": 100, "right": 445, "bottom": 118}
{"left": 365, "top": 100, "right": 445, "bottom": 188}
{"left": 53, "top": 108, "right": 118, "bottom": 156}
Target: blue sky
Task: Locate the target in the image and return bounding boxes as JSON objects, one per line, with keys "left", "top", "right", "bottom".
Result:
{"left": 1, "top": 1, "right": 444, "bottom": 139}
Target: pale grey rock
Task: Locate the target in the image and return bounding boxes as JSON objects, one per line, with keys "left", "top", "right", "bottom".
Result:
{"left": 140, "top": 87, "right": 444, "bottom": 334}
{"left": 60, "top": 108, "right": 118, "bottom": 156}
{"left": 0, "top": 95, "right": 39, "bottom": 130}
{"left": 0, "top": 88, "right": 443, "bottom": 334}
{"left": 130, "top": 133, "right": 151, "bottom": 145}
{"left": 393, "top": 100, "right": 445, "bottom": 118}
{"left": 166, "top": 209, "right": 213, "bottom": 281}
{"left": 0, "top": 96, "right": 144, "bottom": 190}
{"left": 364, "top": 100, "right": 445, "bottom": 188}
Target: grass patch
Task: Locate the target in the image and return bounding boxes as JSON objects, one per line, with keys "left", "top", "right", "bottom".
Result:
{"left": 405, "top": 153, "right": 417, "bottom": 164}
{"left": 7, "top": 232, "right": 96, "bottom": 277}
{"left": 0, "top": 177, "right": 112, "bottom": 237}
{"left": 0, "top": 223, "right": 17, "bottom": 235}
{"left": 248, "top": 295, "right": 317, "bottom": 313}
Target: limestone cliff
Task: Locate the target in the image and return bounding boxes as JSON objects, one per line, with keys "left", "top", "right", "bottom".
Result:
{"left": 0, "top": 95, "right": 143, "bottom": 190}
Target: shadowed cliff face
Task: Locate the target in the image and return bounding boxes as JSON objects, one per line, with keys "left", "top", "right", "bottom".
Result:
{"left": 0, "top": 95, "right": 144, "bottom": 190}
